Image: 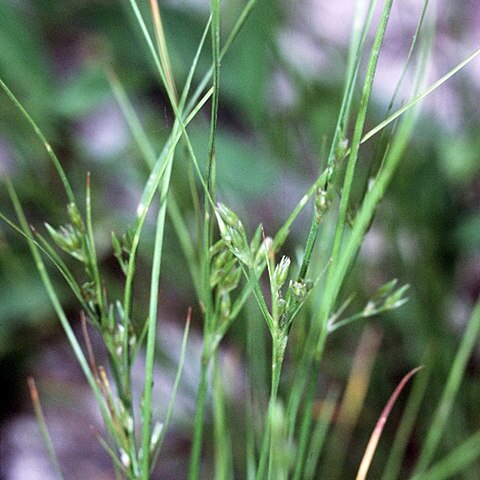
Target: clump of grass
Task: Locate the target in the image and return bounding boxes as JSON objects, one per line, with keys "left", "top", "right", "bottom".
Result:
{"left": 1, "top": 0, "right": 480, "bottom": 479}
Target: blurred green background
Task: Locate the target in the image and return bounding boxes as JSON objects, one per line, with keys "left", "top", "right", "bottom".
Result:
{"left": 1, "top": 0, "right": 479, "bottom": 478}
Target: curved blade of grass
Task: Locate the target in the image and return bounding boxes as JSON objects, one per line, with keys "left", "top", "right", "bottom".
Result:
{"left": 117, "top": 17, "right": 211, "bottom": 467}
{"left": 382, "top": 350, "right": 432, "bottom": 480}
{"left": 323, "top": 326, "right": 382, "bottom": 480}
{"left": 108, "top": 17, "right": 212, "bottom": 304}
{"left": 128, "top": 0, "right": 215, "bottom": 205}
{"left": 108, "top": 75, "right": 202, "bottom": 298}
{"left": 365, "top": 0, "right": 431, "bottom": 185}
{"left": 413, "top": 298, "right": 480, "bottom": 475}
{"left": 28, "top": 377, "right": 65, "bottom": 479}
{"left": 361, "top": 45, "right": 480, "bottom": 145}
{"left": 0, "top": 78, "right": 75, "bottom": 204}
{"left": 119, "top": 13, "right": 214, "bottom": 432}
{"left": 409, "top": 429, "right": 480, "bottom": 480}
{"left": 356, "top": 366, "right": 423, "bottom": 480}
{"left": 119, "top": 12, "right": 214, "bottom": 326}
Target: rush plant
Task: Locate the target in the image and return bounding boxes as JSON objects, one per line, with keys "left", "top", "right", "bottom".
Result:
{"left": 1, "top": 0, "right": 480, "bottom": 479}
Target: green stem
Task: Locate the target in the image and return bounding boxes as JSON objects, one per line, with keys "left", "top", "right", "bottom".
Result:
{"left": 189, "top": 356, "right": 210, "bottom": 480}
{"left": 256, "top": 336, "right": 286, "bottom": 480}
{"left": 140, "top": 157, "right": 173, "bottom": 478}
{"left": 213, "top": 353, "right": 233, "bottom": 480}
{"left": 323, "top": 0, "right": 394, "bottom": 331}
{"left": 291, "top": 370, "right": 317, "bottom": 480}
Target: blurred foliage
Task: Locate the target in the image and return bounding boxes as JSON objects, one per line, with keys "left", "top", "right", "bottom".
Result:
{"left": 0, "top": 0, "right": 479, "bottom": 477}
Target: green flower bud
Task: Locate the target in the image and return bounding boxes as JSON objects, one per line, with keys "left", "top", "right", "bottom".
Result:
{"left": 289, "top": 279, "right": 312, "bottom": 303}
{"left": 219, "top": 292, "right": 231, "bottom": 321}
{"left": 216, "top": 203, "right": 242, "bottom": 229}
{"left": 67, "top": 203, "right": 85, "bottom": 232}
{"left": 45, "top": 223, "right": 86, "bottom": 262}
{"left": 273, "top": 256, "right": 291, "bottom": 290}
{"left": 222, "top": 265, "right": 241, "bottom": 292}
{"left": 215, "top": 204, "right": 251, "bottom": 267}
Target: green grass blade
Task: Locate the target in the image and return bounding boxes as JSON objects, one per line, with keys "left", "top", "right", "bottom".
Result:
{"left": 291, "top": 372, "right": 317, "bottom": 480}
{"left": 0, "top": 78, "right": 75, "bottom": 204}
{"left": 413, "top": 299, "right": 480, "bottom": 475}
{"left": 189, "top": 1, "right": 222, "bottom": 475}
{"left": 128, "top": 0, "right": 176, "bottom": 109}
{"left": 108, "top": 73, "right": 202, "bottom": 299}
{"left": 361, "top": 45, "right": 480, "bottom": 145}
{"left": 4, "top": 176, "right": 118, "bottom": 450}
{"left": 151, "top": 313, "right": 191, "bottom": 468}
{"left": 107, "top": 69, "right": 157, "bottom": 168}
{"left": 167, "top": 194, "right": 201, "bottom": 298}
{"left": 410, "top": 430, "right": 480, "bottom": 480}
{"left": 323, "top": 0, "right": 394, "bottom": 333}
{"left": 303, "top": 389, "right": 339, "bottom": 480}
{"left": 384, "top": 0, "right": 430, "bottom": 119}
{"left": 185, "top": 0, "right": 257, "bottom": 115}
{"left": 85, "top": 174, "right": 105, "bottom": 317}
{"left": 213, "top": 354, "right": 233, "bottom": 480}
{"left": 324, "top": 31, "right": 429, "bottom": 335}
{"left": 140, "top": 152, "right": 174, "bottom": 478}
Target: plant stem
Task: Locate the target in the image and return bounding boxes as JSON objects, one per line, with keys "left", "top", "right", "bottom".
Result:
{"left": 189, "top": 356, "right": 210, "bottom": 480}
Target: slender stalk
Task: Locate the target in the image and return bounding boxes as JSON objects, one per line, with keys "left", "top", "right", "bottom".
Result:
{"left": 322, "top": 0, "right": 394, "bottom": 336}
{"left": 291, "top": 371, "right": 317, "bottom": 480}
{"left": 413, "top": 299, "right": 480, "bottom": 475}
{"left": 5, "top": 177, "right": 118, "bottom": 450}
{"left": 213, "top": 354, "right": 233, "bottom": 480}
{"left": 189, "top": 357, "right": 210, "bottom": 480}
{"left": 255, "top": 335, "right": 286, "bottom": 480}
{"left": 0, "top": 78, "right": 76, "bottom": 204}
{"left": 85, "top": 174, "right": 105, "bottom": 317}
{"left": 383, "top": 354, "right": 432, "bottom": 480}
{"left": 28, "top": 377, "right": 65, "bottom": 480}
{"left": 140, "top": 158, "right": 173, "bottom": 478}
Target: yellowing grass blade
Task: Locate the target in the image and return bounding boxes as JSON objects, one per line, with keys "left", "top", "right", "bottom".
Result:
{"left": 356, "top": 366, "right": 423, "bottom": 480}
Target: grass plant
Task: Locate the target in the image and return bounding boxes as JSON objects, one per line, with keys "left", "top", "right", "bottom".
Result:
{"left": 1, "top": 0, "right": 480, "bottom": 478}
